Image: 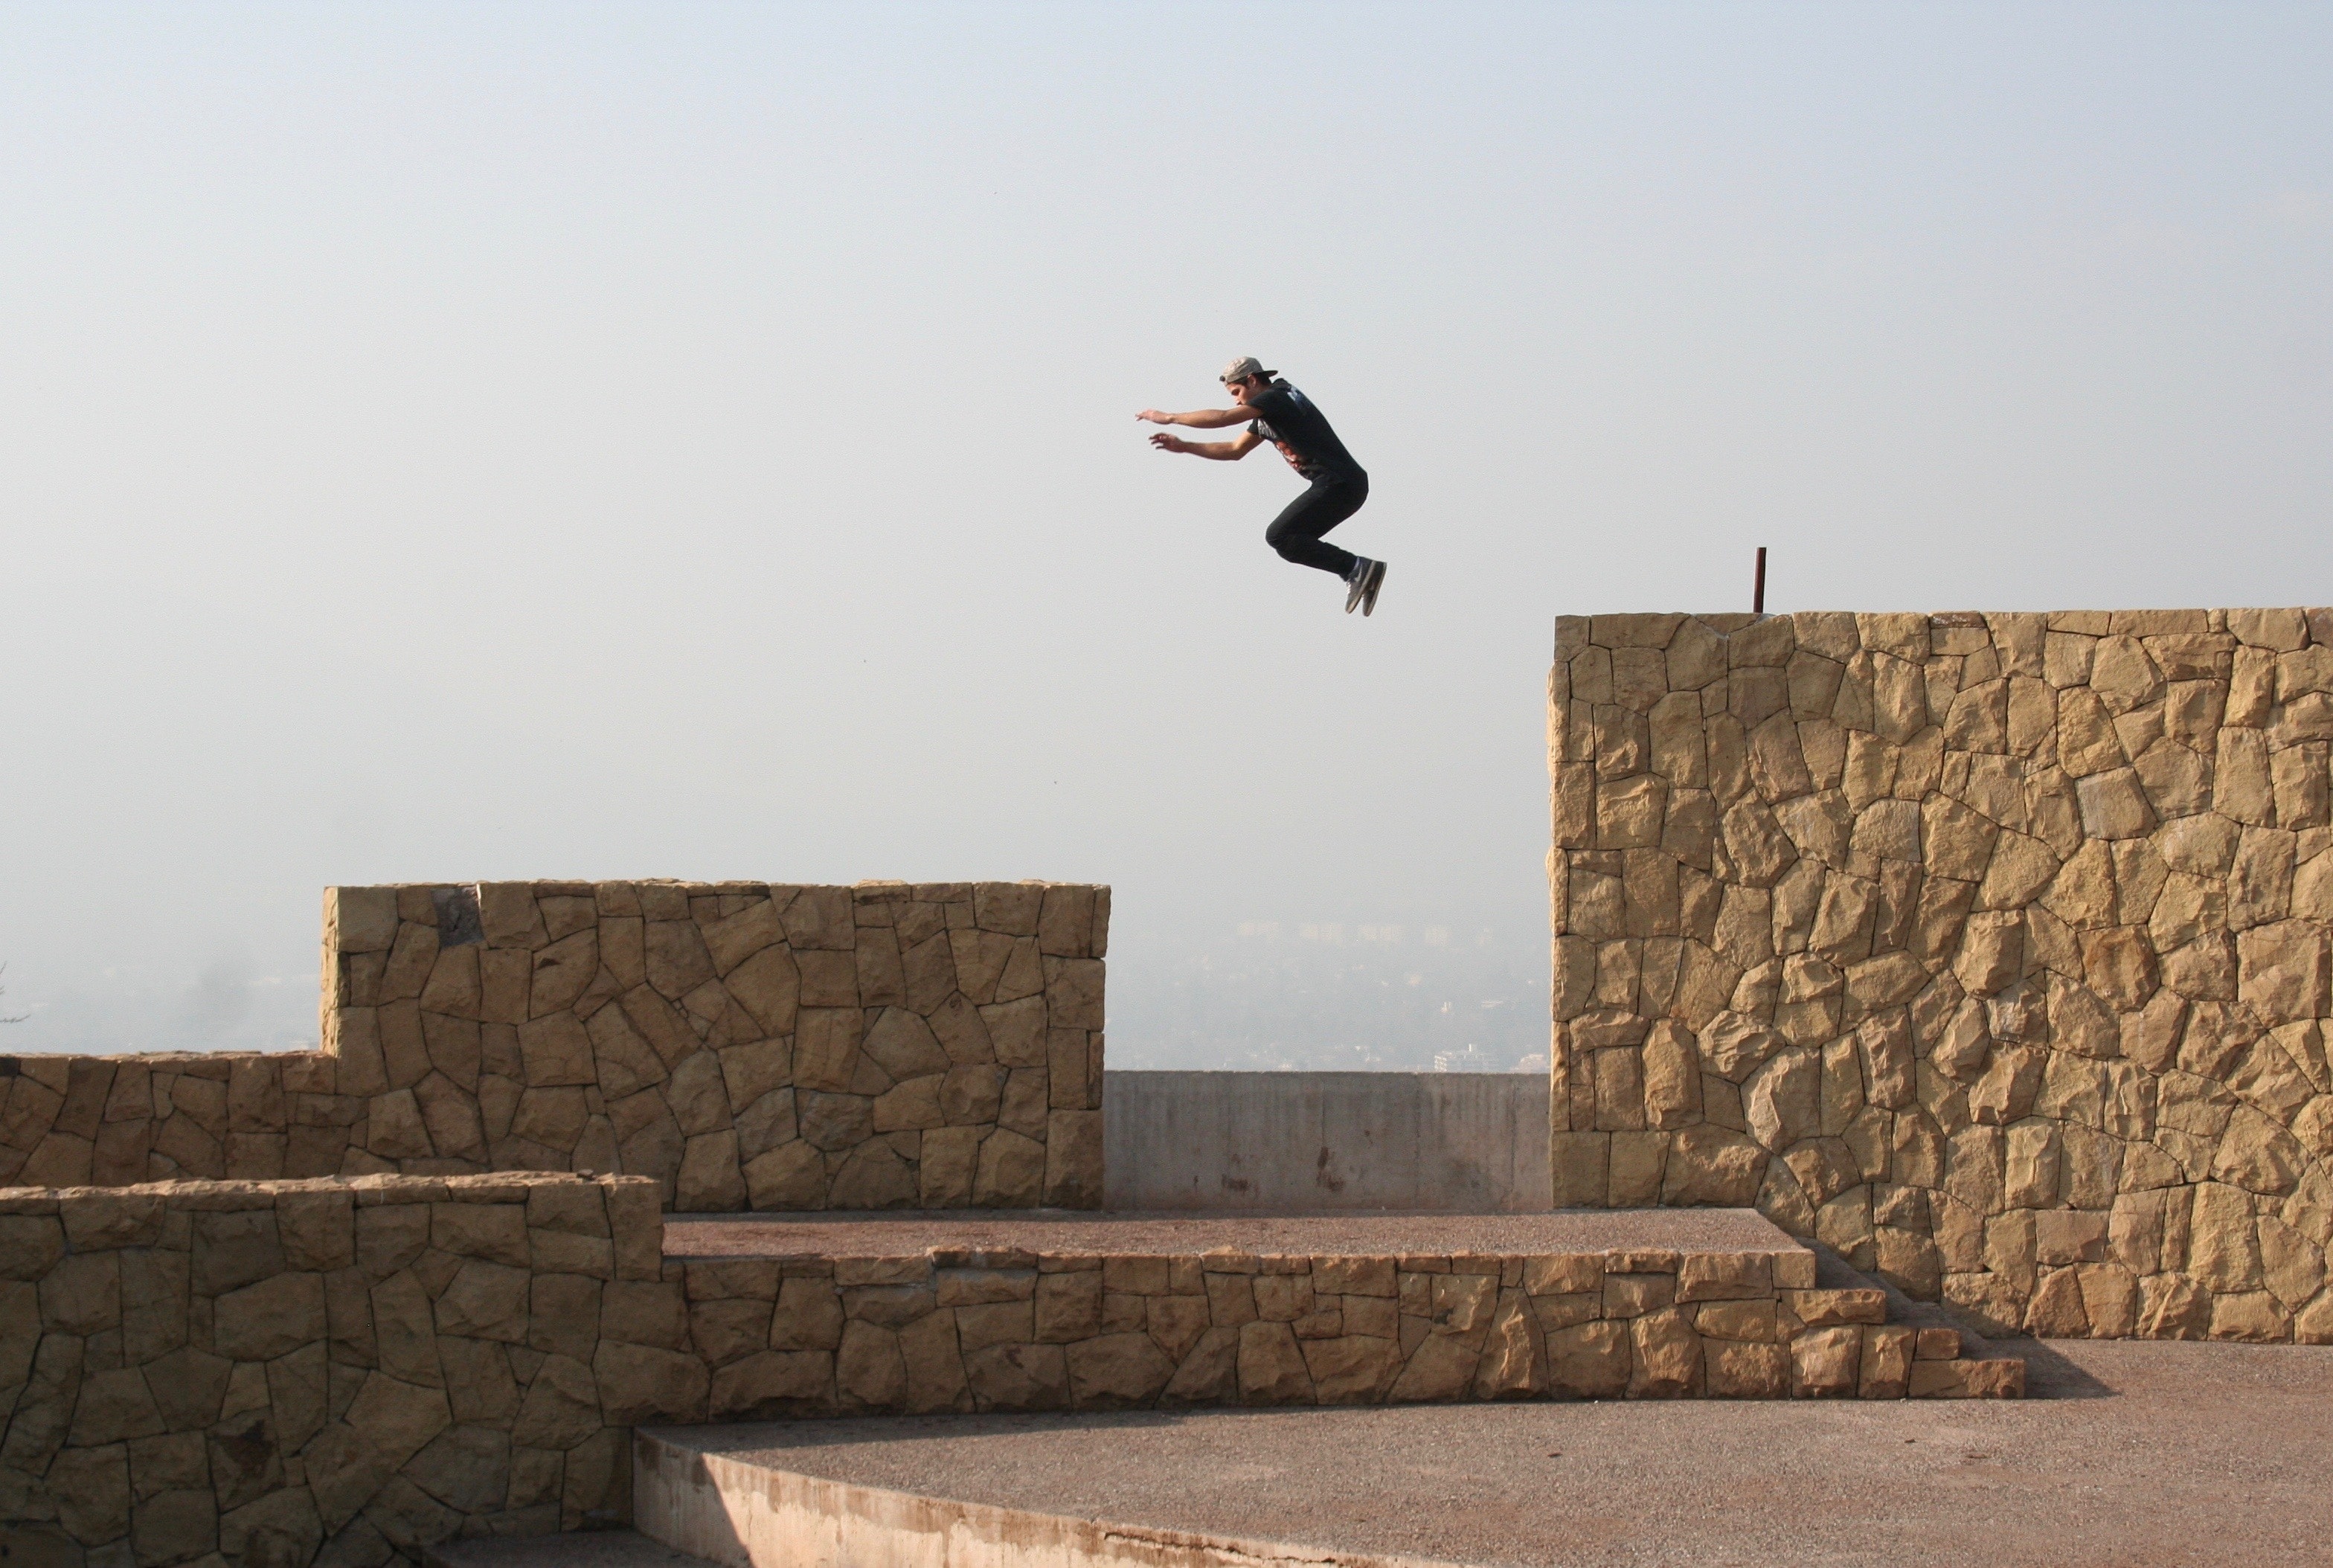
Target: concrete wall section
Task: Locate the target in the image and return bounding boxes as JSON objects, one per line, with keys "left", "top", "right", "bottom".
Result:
{"left": 1105, "top": 1071, "right": 1550, "bottom": 1212}
{"left": 1550, "top": 608, "right": 2333, "bottom": 1344}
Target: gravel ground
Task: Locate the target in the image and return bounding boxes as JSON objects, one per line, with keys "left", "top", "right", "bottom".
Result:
{"left": 654, "top": 1339, "right": 2333, "bottom": 1567}
{"left": 660, "top": 1208, "right": 1800, "bottom": 1261}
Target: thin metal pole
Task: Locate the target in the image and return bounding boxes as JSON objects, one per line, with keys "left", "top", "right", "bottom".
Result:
{"left": 1753, "top": 547, "right": 1767, "bottom": 615}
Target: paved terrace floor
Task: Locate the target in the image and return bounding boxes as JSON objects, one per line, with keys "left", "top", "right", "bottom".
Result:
{"left": 660, "top": 1208, "right": 1800, "bottom": 1260}
{"left": 657, "top": 1340, "right": 2329, "bottom": 1567}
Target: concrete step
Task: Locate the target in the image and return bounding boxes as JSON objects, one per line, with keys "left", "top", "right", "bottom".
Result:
{"left": 426, "top": 1529, "right": 724, "bottom": 1568}
{"left": 617, "top": 1347, "right": 2333, "bottom": 1568}
{"left": 634, "top": 1427, "right": 1464, "bottom": 1568}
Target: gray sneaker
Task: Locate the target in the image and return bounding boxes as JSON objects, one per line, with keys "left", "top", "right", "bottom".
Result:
{"left": 1359, "top": 559, "right": 1387, "bottom": 617}
{"left": 1344, "top": 559, "right": 1373, "bottom": 614}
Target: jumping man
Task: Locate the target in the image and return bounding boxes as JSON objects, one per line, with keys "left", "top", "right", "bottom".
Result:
{"left": 1138, "top": 357, "right": 1386, "bottom": 615}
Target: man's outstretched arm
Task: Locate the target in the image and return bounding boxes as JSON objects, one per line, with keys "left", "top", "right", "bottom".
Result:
{"left": 1150, "top": 429, "right": 1263, "bottom": 460}
{"left": 1136, "top": 405, "right": 1257, "bottom": 431}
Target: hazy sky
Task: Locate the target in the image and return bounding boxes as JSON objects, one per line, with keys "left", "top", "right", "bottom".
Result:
{"left": 3, "top": 2, "right": 2328, "bottom": 1059}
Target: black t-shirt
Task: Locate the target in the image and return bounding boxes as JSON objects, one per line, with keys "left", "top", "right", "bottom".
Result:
{"left": 1247, "top": 382, "right": 1364, "bottom": 484}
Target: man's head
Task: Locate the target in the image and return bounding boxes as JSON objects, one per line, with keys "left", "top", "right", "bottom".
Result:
{"left": 1221, "top": 355, "right": 1277, "bottom": 402}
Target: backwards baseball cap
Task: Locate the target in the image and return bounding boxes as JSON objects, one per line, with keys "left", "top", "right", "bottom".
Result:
{"left": 1221, "top": 355, "right": 1278, "bottom": 384}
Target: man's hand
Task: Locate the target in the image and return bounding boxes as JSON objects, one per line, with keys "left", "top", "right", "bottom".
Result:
{"left": 1135, "top": 408, "right": 1173, "bottom": 425}
{"left": 1149, "top": 432, "right": 1193, "bottom": 454}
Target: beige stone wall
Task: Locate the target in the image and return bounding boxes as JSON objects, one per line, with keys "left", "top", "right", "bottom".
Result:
{"left": 1550, "top": 609, "right": 2333, "bottom": 1342}
{"left": 0, "top": 881, "right": 1108, "bottom": 1211}
{"left": 0, "top": 1051, "right": 347, "bottom": 1189}
{"left": 0, "top": 1176, "right": 2008, "bottom": 1568}
{"left": 672, "top": 1239, "right": 2015, "bottom": 1413}
{"left": 0, "top": 1174, "right": 662, "bottom": 1567}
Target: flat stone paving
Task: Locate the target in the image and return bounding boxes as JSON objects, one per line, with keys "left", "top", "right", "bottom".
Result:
{"left": 657, "top": 1340, "right": 2332, "bottom": 1567}
{"left": 661, "top": 1207, "right": 1801, "bottom": 1259}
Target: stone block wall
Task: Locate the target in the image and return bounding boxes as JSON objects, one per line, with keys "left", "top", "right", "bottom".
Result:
{"left": 1550, "top": 608, "right": 2333, "bottom": 1343}
{"left": 0, "top": 1174, "right": 660, "bottom": 1568}
{"left": 0, "top": 1052, "right": 347, "bottom": 1190}
{"left": 0, "top": 881, "right": 1108, "bottom": 1211}
{"left": 0, "top": 1176, "right": 2009, "bottom": 1568}
{"left": 665, "top": 1238, "right": 2016, "bottom": 1413}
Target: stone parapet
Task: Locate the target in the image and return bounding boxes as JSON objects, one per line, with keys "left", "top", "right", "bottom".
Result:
{"left": 0, "top": 880, "right": 1109, "bottom": 1212}
{"left": 0, "top": 1050, "right": 344, "bottom": 1189}
{"left": 1550, "top": 608, "right": 2333, "bottom": 1343}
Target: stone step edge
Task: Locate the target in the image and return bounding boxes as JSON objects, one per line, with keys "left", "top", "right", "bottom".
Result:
{"left": 633, "top": 1429, "right": 1474, "bottom": 1568}
{"left": 662, "top": 1243, "right": 1815, "bottom": 1271}
{"left": 1811, "top": 1244, "right": 2027, "bottom": 1398}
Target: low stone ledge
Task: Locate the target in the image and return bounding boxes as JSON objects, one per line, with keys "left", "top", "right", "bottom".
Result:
{"left": 647, "top": 1209, "right": 1998, "bottom": 1413}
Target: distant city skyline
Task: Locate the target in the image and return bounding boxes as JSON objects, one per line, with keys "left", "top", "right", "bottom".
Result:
{"left": 1112, "top": 915, "right": 1550, "bottom": 1073}
{"left": 1233, "top": 920, "right": 1496, "bottom": 948}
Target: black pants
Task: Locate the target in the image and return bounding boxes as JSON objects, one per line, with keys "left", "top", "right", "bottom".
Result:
{"left": 1265, "top": 475, "right": 1369, "bottom": 577}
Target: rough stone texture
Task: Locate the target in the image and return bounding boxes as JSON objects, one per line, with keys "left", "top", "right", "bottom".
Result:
{"left": 0, "top": 1174, "right": 664, "bottom": 1568}
{"left": 655, "top": 1208, "right": 2006, "bottom": 1418}
{"left": 0, "top": 1187, "right": 2009, "bottom": 1567}
{"left": 0, "top": 881, "right": 1109, "bottom": 1212}
{"left": 1551, "top": 608, "right": 2333, "bottom": 1343}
